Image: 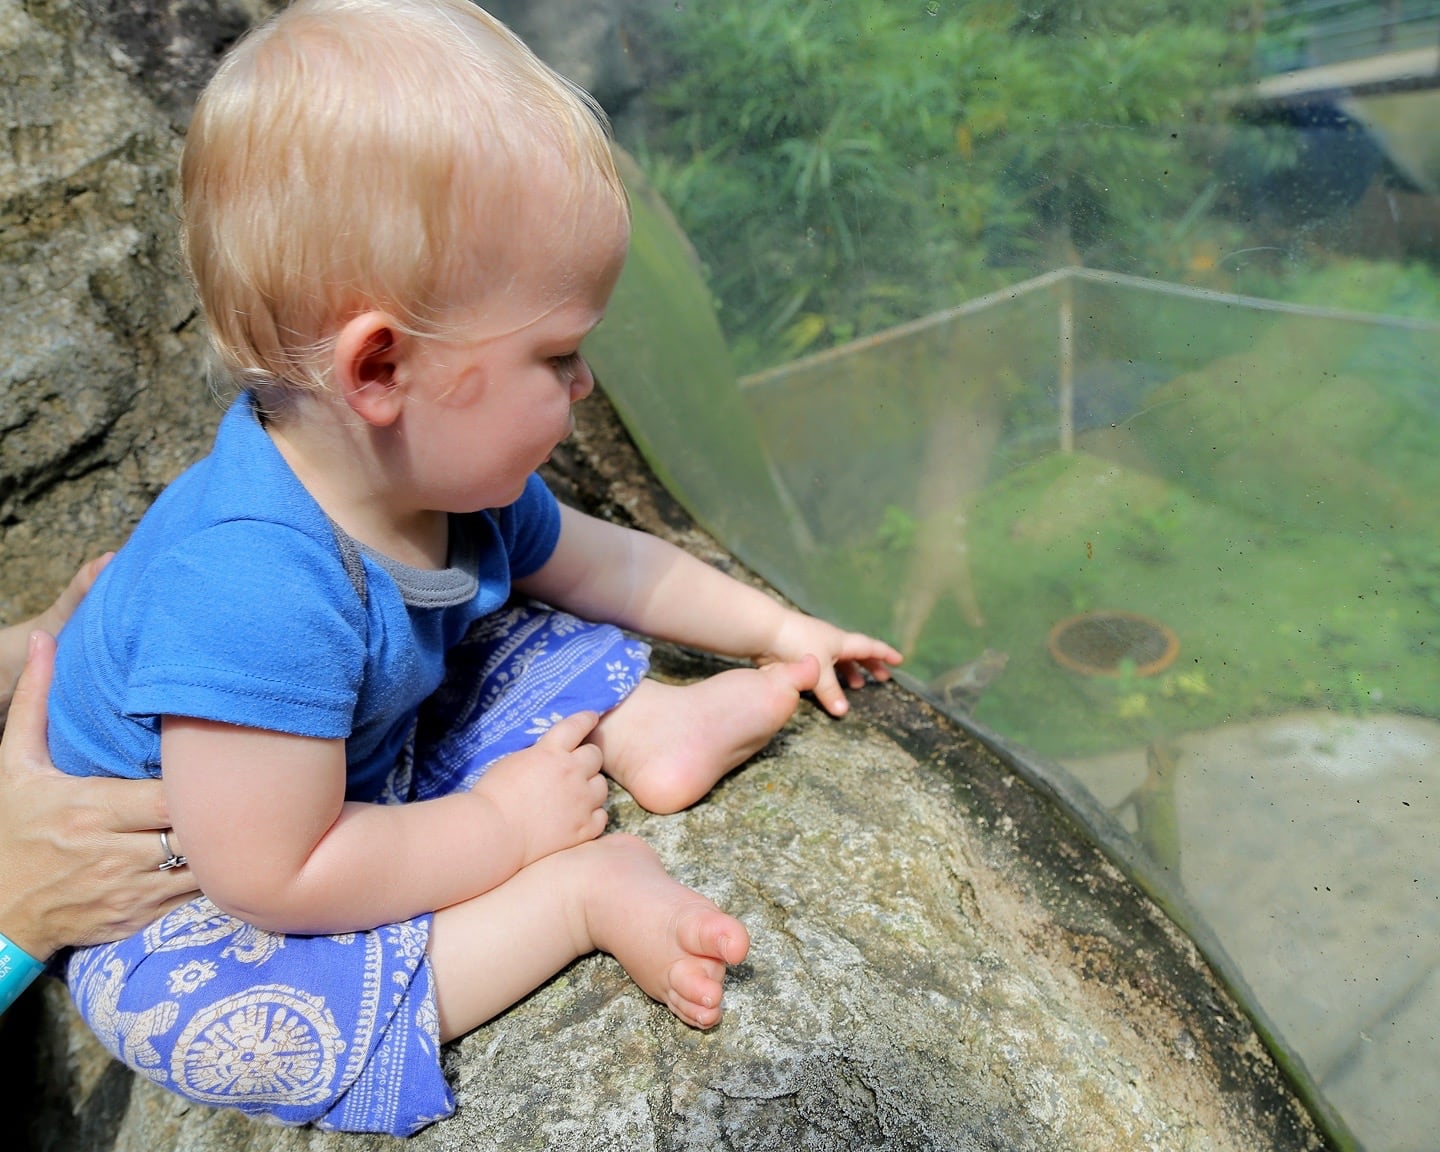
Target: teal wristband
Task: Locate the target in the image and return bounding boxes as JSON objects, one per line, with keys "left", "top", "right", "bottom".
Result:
{"left": 0, "top": 930, "right": 45, "bottom": 1014}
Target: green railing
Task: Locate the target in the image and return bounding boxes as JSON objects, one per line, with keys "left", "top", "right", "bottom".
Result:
{"left": 1259, "top": 0, "right": 1440, "bottom": 72}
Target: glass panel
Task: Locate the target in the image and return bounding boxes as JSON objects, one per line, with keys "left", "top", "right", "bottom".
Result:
{"left": 596, "top": 4, "right": 1440, "bottom": 1148}
{"left": 733, "top": 276, "right": 1440, "bottom": 1151}
{"left": 583, "top": 153, "right": 810, "bottom": 590}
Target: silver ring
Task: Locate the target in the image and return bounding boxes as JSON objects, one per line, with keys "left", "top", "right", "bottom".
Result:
{"left": 158, "top": 829, "right": 188, "bottom": 872}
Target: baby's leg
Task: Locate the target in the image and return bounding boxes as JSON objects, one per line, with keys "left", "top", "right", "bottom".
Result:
{"left": 587, "top": 657, "right": 820, "bottom": 814}
{"left": 426, "top": 834, "right": 749, "bottom": 1039}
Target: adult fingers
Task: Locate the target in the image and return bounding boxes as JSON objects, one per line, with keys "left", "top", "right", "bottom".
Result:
{"left": 135, "top": 828, "right": 200, "bottom": 899}
{"left": 85, "top": 775, "right": 172, "bottom": 834}
{"left": 38, "top": 553, "right": 113, "bottom": 635}
{"left": 150, "top": 888, "right": 202, "bottom": 922}
{"left": 111, "top": 823, "right": 191, "bottom": 882}
{"left": 69, "top": 866, "right": 200, "bottom": 948}
{"left": 2, "top": 631, "right": 58, "bottom": 771}
{"left": 36, "top": 824, "right": 201, "bottom": 952}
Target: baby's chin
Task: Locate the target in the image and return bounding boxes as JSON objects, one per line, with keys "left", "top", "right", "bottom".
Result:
{"left": 545, "top": 423, "right": 576, "bottom": 463}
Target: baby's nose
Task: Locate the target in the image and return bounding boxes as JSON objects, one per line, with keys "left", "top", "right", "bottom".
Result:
{"left": 570, "top": 357, "right": 595, "bottom": 403}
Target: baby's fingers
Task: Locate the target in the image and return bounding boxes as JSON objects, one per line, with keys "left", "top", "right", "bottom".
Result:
{"left": 842, "top": 634, "right": 902, "bottom": 666}
{"left": 537, "top": 710, "right": 601, "bottom": 752}
{"left": 835, "top": 637, "right": 901, "bottom": 685}
{"left": 859, "top": 654, "right": 900, "bottom": 682}
{"left": 823, "top": 643, "right": 903, "bottom": 711}
{"left": 809, "top": 665, "right": 852, "bottom": 717}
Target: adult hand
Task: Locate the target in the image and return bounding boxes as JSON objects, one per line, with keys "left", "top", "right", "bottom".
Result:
{"left": 0, "top": 553, "right": 112, "bottom": 720}
{"left": 0, "top": 631, "right": 197, "bottom": 959}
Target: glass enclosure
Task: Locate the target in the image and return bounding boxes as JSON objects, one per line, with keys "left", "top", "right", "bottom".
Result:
{"left": 588, "top": 4, "right": 1440, "bottom": 1149}
{"left": 737, "top": 272, "right": 1439, "bottom": 1151}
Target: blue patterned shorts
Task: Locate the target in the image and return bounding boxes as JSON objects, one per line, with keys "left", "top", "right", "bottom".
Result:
{"left": 66, "top": 604, "right": 650, "bottom": 1135}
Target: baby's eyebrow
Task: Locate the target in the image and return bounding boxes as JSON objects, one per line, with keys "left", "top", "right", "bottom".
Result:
{"left": 571, "top": 315, "right": 606, "bottom": 343}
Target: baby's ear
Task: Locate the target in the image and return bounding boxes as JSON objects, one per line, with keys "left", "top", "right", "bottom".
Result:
{"left": 334, "top": 311, "right": 405, "bottom": 427}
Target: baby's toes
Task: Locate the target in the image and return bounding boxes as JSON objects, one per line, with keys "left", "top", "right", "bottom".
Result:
{"left": 677, "top": 907, "right": 751, "bottom": 967}
{"left": 670, "top": 955, "right": 726, "bottom": 1010}
{"left": 769, "top": 654, "right": 821, "bottom": 695}
{"left": 671, "top": 993, "right": 723, "bottom": 1030}
{"left": 667, "top": 963, "right": 727, "bottom": 1029}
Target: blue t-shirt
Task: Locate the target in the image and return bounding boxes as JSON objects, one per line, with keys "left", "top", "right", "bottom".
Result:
{"left": 47, "top": 393, "right": 562, "bottom": 801}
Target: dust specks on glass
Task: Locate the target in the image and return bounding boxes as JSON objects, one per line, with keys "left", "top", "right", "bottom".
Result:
{"left": 600, "top": 4, "right": 1440, "bottom": 1148}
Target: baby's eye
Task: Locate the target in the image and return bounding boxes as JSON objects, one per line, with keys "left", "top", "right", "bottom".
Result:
{"left": 551, "top": 353, "right": 583, "bottom": 383}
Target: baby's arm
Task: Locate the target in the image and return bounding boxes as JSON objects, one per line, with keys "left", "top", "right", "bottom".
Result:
{"left": 514, "top": 507, "right": 901, "bottom": 717}
{"left": 161, "top": 710, "right": 607, "bottom": 934}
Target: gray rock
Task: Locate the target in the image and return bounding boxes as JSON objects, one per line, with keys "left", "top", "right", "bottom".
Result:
{"left": 4, "top": 2, "right": 1333, "bottom": 1150}
{"left": 1072, "top": 713, "right": 1440, "bottom": 1152}
{"left": 21, "top": 392, "right": 1331, "bottom": 1152}
{"left": 0, "top": 0, "right": 660, "bottom": 625}
{"left": 0, "top": 0, "right": 235, "bottom": 623}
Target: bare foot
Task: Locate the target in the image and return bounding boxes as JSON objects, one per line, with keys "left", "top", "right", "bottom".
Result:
{"left": 593, "top": 656, "right": 821, "bottom": 813}
{"left": 584, "top": 834, "right": 749, "bottom": 1029}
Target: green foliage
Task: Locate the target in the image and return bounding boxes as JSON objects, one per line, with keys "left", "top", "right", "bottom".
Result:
{"left": 626, "top": 0, "right": 1253, "bottom": 370}
{"left": 1231, "top": 257, "right": 1440, "bottom": 320}
{"left": 875, "top": 504, "right": 918, "bottom": 553}
{"left": 1117, "top": 495, "right": 1191, "bottom": 564}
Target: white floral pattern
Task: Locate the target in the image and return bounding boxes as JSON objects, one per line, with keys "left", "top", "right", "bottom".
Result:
{"left": 72, "top": 952, "right": 179, "bottom": 1077}
{"left": 384, "top": 921, "right": 428, "bottom": 963}
{"left": 69, "top": 899, "right": 442, "bottom": 1131}
{"left": 410, "top": 602, "right": 650, "bottom": 797}
{"left": 167, "top": 959, "right": 218, "bottom": 996}
{"left": 65, "top": 603, "right": 645, "bottom": 1135}
{"left": 525, "top": 710, "right": 564, "bottom": 736}
{"left": 172, "top": 986, "right": 343, "bottom": 1104}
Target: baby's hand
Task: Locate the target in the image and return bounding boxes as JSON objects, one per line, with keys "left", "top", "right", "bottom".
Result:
{"left": 471, "top": 711, "right": 608, "bottom": 868}
{"left": 762, "top": 611, "right": 902, "bottom": 717}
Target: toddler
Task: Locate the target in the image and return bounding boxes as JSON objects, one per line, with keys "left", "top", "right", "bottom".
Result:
{"left": 48, "top": 0, "right": 900, "bottom": 1135}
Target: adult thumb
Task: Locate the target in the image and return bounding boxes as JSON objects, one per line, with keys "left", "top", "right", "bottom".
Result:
{"left": 2, "top": 631, "right": 58, "bottom": 775}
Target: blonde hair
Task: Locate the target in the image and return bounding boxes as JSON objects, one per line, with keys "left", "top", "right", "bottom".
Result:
{"left": 182, "top": 0, "right": 628, "bottom": 395}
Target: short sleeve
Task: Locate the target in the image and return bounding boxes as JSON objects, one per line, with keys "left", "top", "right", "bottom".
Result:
{"left": 497, "top": 472, "right": 562, "bottom": 579}
{"left": 125, "top": 520, "right": 368, "bottom": 738}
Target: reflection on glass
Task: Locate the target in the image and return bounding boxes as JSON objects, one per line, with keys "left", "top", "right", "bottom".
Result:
{"left": 742, "top": 271, "right": 1440, "bottom": 1152}
{"left": 605, "top": 4, "right": 1440, "bottom": 1149}
{"left": 737, "top": 272, "right": 1440, "bottom": 1151}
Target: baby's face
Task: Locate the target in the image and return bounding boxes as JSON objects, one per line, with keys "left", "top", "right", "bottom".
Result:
{"left": 399, "top": 209, "right": 630, "bottom": 514}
